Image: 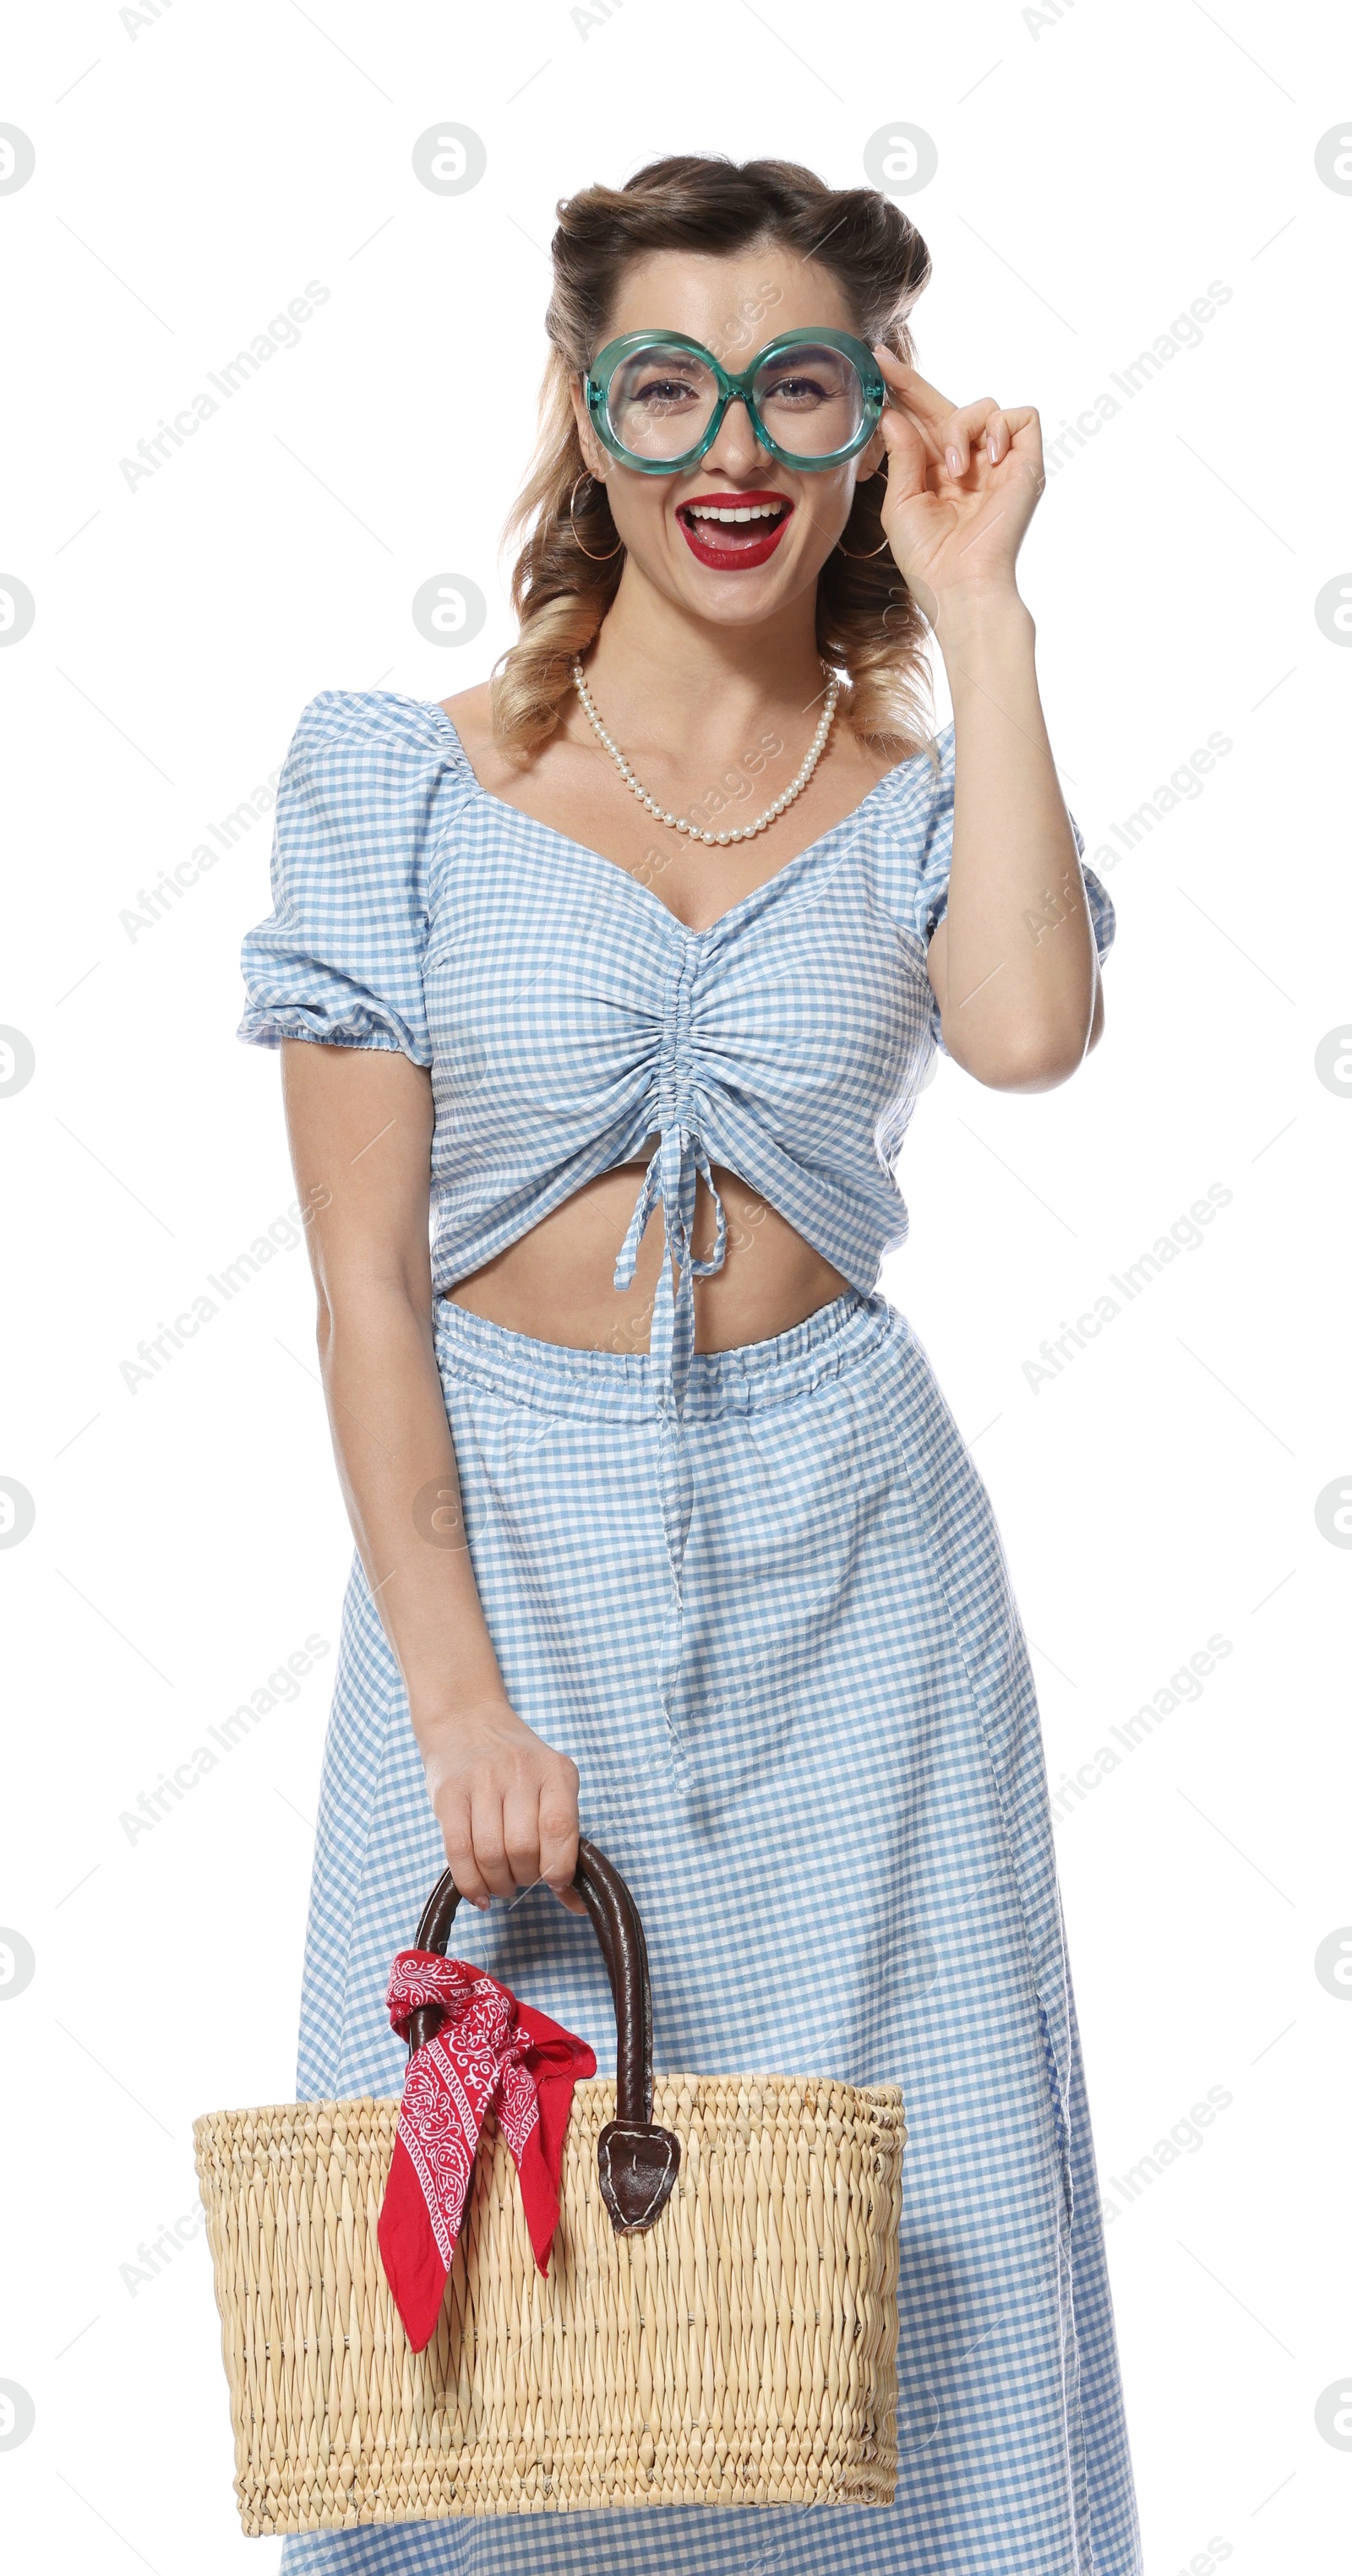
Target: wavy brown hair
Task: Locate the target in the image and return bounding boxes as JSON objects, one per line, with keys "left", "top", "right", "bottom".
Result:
{"left": 491, "top": 155, "right": 935, "bottom": 769}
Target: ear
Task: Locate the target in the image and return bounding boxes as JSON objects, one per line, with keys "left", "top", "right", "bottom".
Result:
{"left": 852, "top": 423, "right": 888, "bottom": 486}
{"left": 567, "top": 375, "right": 609, "bottom": 479}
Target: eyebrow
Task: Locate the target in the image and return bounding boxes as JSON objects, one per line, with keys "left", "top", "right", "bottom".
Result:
{"left": 624, "top": 350, "right": 706, "bottom": 373}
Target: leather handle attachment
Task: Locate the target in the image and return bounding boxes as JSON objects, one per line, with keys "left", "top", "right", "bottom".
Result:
{"left": 406, "top": 1834, "right": 679, "bottom": 2235}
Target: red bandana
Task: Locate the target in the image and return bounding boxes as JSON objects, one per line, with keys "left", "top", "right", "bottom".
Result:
{"left": 377, "top": 1950, "right": 597, "bottom": 2353}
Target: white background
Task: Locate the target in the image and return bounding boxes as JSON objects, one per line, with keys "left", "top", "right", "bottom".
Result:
{"left": 1, "top": 3, "right": 1349, "bottom": 2569}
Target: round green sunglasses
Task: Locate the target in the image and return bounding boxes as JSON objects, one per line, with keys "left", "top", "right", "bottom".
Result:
{"left": 584, "top": 327, "right": 886, "bottom": 476}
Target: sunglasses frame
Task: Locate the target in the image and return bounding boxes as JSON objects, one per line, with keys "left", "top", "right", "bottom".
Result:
{"left": 584, "top": 326, "right": 886, "bottom": 476}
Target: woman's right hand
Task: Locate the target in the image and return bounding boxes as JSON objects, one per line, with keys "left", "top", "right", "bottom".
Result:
{"left": 419, "top": 1700, "right": 586, "bottom": 1915}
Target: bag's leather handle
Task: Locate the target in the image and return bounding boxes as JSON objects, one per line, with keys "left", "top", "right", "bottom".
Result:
{"left": 406, "top": 1835, "right": 680, "bottom": 2235}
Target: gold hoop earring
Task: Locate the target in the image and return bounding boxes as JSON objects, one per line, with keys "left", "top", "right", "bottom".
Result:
{"left": 568, "top": 472, "right": 624, "bottom": 563}
{"left": 836, "top": 525, "right": 893, "bottom": 560}
{"left": 836, "top": 459, "right": 891, "bottom": 560}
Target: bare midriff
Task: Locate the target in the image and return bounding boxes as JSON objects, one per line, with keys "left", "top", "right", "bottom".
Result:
{"left": 444, "top": 1157, "right": 848, "bottom": 1357}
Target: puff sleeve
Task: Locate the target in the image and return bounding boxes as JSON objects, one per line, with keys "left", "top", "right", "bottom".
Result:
{"left": 237, "top": 692, "right": 461, "bottom": 1064}
{"left": 910, "top": 720, "right": 1115, "bottom": 1057}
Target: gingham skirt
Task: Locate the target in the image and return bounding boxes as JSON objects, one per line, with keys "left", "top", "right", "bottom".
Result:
{"left": 281, "top": 1287, "right": 1142, "bottom": 2575}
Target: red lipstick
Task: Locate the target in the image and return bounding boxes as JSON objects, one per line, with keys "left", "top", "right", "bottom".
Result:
{"left": 675, "top": 488, "right": 794, "bottom": 571}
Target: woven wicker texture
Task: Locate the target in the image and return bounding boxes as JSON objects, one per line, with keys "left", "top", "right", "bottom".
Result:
{"left": 194, "top": 2072, "right": 907, "bottom": 2535}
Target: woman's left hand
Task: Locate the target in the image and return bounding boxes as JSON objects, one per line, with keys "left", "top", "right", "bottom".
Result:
{"left": 871, "top": 346, "right": 1044, "bottom": 619}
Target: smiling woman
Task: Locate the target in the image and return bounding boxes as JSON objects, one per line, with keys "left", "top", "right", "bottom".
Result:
{"left": 237, "top": 152, "right": 1139, "bottom": 2576}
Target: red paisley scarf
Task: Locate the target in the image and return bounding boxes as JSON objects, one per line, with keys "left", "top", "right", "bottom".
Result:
{"left": 377, "top": 1950, "right": 597, "bottom": 2353}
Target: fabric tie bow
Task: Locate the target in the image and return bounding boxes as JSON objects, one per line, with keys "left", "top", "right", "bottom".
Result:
{"left": 613, "top": 1125, "right": 728, "bottom": 1424}
{"left": 377, "top": 1951, "right": 597, "bottom": 2353}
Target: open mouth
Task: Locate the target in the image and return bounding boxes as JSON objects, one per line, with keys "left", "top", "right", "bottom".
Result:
{"left": 675, "top": 490, "right": 794, "bottom": 570}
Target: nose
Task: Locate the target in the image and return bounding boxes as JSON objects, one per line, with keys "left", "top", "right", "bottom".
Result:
{"left": 700, "top": 391, "right": 768, "bottom": 479}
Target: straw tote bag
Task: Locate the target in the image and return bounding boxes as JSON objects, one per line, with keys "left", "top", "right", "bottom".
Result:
{"left": 194, "top": 1837, "right": 908, "bottom": 2535}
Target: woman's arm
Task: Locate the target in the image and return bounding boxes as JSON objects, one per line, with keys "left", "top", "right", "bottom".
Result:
{"left": 875, "top": 350, "right": 1105, "bottom": 1092}
{"left": 281, "top": 1039, "right": 584, "bottom": 1914}
{"left": 925, "top": 590, "right": 1104, "bottom": 1090}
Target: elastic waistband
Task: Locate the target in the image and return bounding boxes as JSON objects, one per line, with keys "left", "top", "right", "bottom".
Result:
{"left": 433, "top": 1286, "right": 902, "bottom": 1422}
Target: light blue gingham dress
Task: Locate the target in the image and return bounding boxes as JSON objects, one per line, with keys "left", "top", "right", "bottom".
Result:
{"left": 237, "top": 691, "right": 1142, "bottom": 2575}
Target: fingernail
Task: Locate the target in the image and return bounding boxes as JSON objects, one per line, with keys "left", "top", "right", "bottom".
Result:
{"left": 945, "top": 445, "right": 963, "bottom": 478}
{"left": 987, "top": 433, "right": 999, "bottom": 463}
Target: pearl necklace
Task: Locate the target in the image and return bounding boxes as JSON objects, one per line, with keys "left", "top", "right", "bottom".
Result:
{"left": 570, "top": 660, "right": 840, "bottom": 846}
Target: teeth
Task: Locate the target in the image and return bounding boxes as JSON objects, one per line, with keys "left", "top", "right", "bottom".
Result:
{"left": 687, "top": 502, "right": 787, "bottom": 523}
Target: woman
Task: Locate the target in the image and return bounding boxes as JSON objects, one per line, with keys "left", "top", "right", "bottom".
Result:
{"left": 239, "top": 155, "right": 1141, "bottom": 2575}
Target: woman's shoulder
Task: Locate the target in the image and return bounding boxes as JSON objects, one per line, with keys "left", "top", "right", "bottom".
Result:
{"left": 435, "top": 680, "right": 539, "bottom": 801}
{"left": 880, "top": 716, "right": 953, "bottom": 792}
{"left": 842, "top": 720, "right": 955, "bottom": 950}
{"left": 435, "top": 679, "right": 493, "bottom": 750}
{"left": 859, "top": 716, "right": 954, "bottom": 836}
{"left": 285, "top": 685, "right": 477, "bottom": 785}
{"left": 271, "top": 687, "right": 482, "bottom": 906}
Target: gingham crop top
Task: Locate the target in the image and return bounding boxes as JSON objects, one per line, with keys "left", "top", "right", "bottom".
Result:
{"left": 237, "top": 691, "right": 1115, "bottom": 1419}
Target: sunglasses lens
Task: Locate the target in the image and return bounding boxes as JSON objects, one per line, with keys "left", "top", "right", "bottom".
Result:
{"left": 750, "top": 341, "right": 867, "bottom": 459}
{"left": 603, "top": 340, "right": 721, "bottom": 463}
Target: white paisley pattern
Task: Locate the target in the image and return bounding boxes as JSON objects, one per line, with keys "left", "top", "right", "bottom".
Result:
{"left": 388, "top": 1958, "right": 541, "bottom": 2266}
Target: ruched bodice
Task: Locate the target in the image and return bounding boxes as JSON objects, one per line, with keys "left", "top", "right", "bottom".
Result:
{"left": 239, "top": 689, "right": 1115, "bottom": 1430}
